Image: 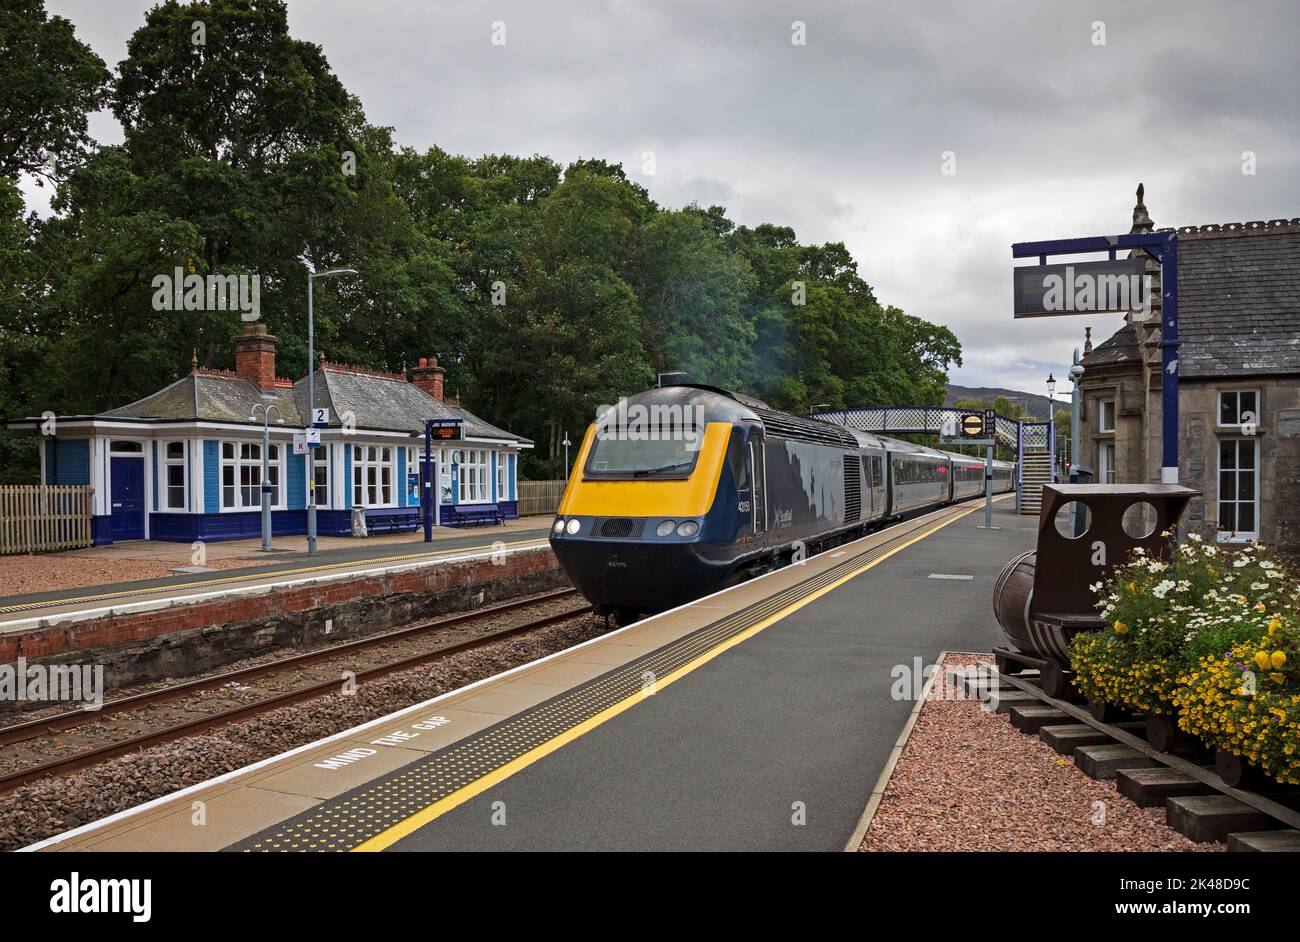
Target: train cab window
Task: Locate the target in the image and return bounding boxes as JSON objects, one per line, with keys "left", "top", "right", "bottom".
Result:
{"left": 584, "top": 424, "right": 703, "bottom": 479}
{"left": 726, "top": 429, "right": 750, "bottom": 491}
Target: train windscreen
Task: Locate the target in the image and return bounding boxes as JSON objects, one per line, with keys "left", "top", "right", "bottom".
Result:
{"left": 584, "top": 428, "right": 703, "bottom": 479}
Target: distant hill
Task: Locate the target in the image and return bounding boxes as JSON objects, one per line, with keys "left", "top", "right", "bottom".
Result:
{"left": 945, "top": 384, "right": 1066, "bottom": 421}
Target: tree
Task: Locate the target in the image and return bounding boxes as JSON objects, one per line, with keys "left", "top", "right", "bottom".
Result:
{"left": 0, "top": 0, "right": 110, "bottom": 183}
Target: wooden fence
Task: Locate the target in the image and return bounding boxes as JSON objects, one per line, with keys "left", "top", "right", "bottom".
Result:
{"left": 516, "top": 479, "right": 567, "bottom": 517}
{"left": 0, "top": 485, "right": 94, "bottom": 554}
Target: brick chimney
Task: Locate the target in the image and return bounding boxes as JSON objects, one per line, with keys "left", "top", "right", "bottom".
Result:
{"left": 411, "top": 356, "right": 445, "bottom": 401}
{"left": 234, "top": 322, "right": 278, "bottom": 392}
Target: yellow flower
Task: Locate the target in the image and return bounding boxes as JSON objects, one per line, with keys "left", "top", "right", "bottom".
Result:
{"left": 1256, "top": 651, "right": 1272, "bottom": 670}
{"left": 1269, "top": 617, "right": 1282, "bottom": 635}
{"left": 1113, "top": 621, "right": 1129, "bottom": 635}
{"left": 1270, "top": 708, "right": 1288, "bottom": 723}
{"left": 1270, "top": 673, "right": 1286, "bottom": 685}
{"left": 1272, "top": 651, "right": 1287, "bottom": 669}
{"left": 1255, "top": 601, "right": 1267, "bottom": 612}
{"left": 1127, "top": 582, "right": 1136, "bottom": 592}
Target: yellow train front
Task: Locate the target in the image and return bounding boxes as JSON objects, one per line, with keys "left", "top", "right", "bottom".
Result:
{"left": 549, "top": 384, "right": 1014, "bottom": 621}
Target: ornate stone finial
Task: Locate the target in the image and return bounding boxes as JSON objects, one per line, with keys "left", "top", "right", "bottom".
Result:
{"left": 1083, "top": 326, "right": 1093, "bottom": 355}
{"left": 318, "top": 351, "right": 326, "bottom": 368}
{"left": 191, "top": 348, "right": 199, "bottom": 372}
{"left": 1131, "top": 181, "right": 1153, "bottom": 232}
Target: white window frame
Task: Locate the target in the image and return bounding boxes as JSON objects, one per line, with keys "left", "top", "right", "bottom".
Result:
{"left": 311, "top": 445, "right": 329, "bottom": 507}
{"left": 352, "top": 444, "right": 396, "bottom": 508}
{"left": 496, "top": 453, "right": 507, "bottom": 502}
{"left": 1097, "top": 398, "right": 1116, "bottom": 434}
{"left": 1217, "top": 389, "right": 1261, "bottom": 430}
{"left": 161, "top": 440, "right": 188, "bottom": 511}
{"left": 1097, "top": 441, "right": 1116, "bottom": 485}
{"left": 220, "top": 440, "right": 284, "bottom": 511}
{"left": 457, "top": 448, "right": 490, "bottom": 504}
{"left": 1216, "top": 437, "right": 1259, "bottom": 543}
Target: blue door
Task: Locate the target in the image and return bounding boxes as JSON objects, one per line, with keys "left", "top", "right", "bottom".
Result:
{"left": 110, "top": 456, "right": 145, "bottom": 540}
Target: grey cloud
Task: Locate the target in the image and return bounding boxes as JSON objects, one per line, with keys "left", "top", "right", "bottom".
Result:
{"left": 30, "top": 0, "right": 1300, "bottom": 393}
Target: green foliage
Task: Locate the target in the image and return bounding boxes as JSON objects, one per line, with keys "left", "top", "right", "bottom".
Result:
{"left": 2, "top": 0, "right": 965, "bottom": 484}
{"left": 0, "top": 0, "right": 111, "bottom": 182}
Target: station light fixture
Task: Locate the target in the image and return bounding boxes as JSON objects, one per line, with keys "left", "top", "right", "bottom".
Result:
{"left": 1046, "top": 373, "right": 1056, "bottom": 401}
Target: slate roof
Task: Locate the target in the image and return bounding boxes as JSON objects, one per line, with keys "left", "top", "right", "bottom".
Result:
{"left": 1176, "top": 224, "right": 1300, "bottom": 378}
{"left": 91, "top": 365, "right": 530, "bottom": 444}
{"left": 298, "top": 366, "right": 530, "bottom": 443}
{"left": 1081, "top": 320, "right": 1142, "bottom": 369}
{"left": 1082, "top": 220, "right": 1300, "bottom": 380}
{"left": 100, "top": 372, "right": 304, "bottom": 425}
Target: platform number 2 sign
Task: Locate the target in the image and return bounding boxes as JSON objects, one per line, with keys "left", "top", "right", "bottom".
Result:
{"left": 312, "top": 407, "right": 329, "bottom": 426}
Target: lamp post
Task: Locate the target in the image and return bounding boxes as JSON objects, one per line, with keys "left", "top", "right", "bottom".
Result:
{"left": 1069, "top": 356, "right": 1084, "bottom": 483}
{"left": 1046, "top": 373, "right": 1057, "bottom": 474}
{"left": 562, "top": 433, "right": 571, "bottom": 482}
{"left": 250, "top": 403, "right": 284, "bottom": 553}
{"left": 306, "top": 266, "right": 357, "bottom": 555}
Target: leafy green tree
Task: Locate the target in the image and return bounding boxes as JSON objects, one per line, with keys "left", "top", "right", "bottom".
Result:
{"left": 0, "top": 0, "right": 110, "bottom": 183}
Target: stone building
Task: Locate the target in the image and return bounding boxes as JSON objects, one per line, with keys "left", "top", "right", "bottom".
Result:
{"left": 1077, "top": 188, "right": 1300, "bottom": 551}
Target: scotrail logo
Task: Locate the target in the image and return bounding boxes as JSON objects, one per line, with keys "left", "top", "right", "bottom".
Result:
{"left": 151, "top": 267, "right": 261, "bottom": 321}
{"left": 49, "top": 873, "right": 151, "bottom": 923}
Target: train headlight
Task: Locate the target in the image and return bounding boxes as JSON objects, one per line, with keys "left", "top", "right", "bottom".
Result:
{"left": 655, "top": 520, "right": 676, "bottom": 537}
{"left": 552, "top": 517, "right": 565, "bottom": 534}
{"left": 565, "top": 518, "right": 582, "bottom": 535}
{"left": 675, "top": 520, "right": 699, "bottom": 538}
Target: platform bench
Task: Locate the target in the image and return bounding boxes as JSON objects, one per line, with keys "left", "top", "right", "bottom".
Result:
{"left": 361, "top": 510, "right": 420, "bottom": 535}
{"left": 452, "top": 505, "right": 504, "bottom": 527}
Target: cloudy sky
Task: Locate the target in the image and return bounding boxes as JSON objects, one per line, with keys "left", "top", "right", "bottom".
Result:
{"left": 25, "top": 0, "right": 1300, "bottom": 398}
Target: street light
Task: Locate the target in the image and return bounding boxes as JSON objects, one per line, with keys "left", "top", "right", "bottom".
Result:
{"left": 1046, "top": 373, "right": 1058, "bottom": 474}
{"left": 249, "top": 403, "right": 284, "bottom": 553}
{"left": 306, "top": 266, "right": 358, "bottom": 555}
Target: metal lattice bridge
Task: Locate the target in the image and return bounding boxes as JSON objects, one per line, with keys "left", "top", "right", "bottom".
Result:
{"left": 810, "top": 406, "right": 1056, "bottom": 514}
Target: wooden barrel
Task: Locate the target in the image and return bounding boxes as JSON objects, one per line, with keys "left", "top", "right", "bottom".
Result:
{"left": 992, "top": 550, "right": 1036, "bottom": 654}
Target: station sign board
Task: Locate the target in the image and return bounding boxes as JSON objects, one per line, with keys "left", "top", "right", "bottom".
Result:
{"left": 426, "top": 418, "right": 464, "bottom": 441}
{"left": 1013, "top": 257, "right": 1147, "bottom": 318}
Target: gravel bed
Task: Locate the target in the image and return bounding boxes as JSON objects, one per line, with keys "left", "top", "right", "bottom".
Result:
{"left": 858, "top": 653, "right": 1219, "bottom": 852}
{"left": 0, "top": 611, "right": 608, "bottom": 851}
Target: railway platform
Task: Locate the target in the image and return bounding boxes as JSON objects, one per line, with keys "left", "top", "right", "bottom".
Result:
{"left": 0, "top": 520, "right": 552, "bottom": 631}
{"left": 29, "top": 498, "right": 1035, "bottom": 852}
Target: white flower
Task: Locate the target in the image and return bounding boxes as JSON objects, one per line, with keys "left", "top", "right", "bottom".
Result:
{"left": 1186, "top": 531, "right": 1203, "bottom": 543}
{"left": 1233, "top": 557, "right": 1249, "bottom": 568}
{"left": 1251, "top": 582, "right": 1267, "bottom": 591}
{"left": 1151, "top": 579, "right": 1176, "bottom": 599}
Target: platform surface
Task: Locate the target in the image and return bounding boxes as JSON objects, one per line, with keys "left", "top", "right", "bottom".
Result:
{"left": 0, "top": 520, "right": 552, "bottom": 629}
{"left": 32, "top": 498, "right": 1034, "bottom": 853}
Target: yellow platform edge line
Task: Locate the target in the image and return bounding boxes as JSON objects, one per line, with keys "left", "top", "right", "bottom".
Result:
{"left": 351, "top": 500, "right": 987, "bottom": 852}
{"left": 0, "top": 537, "right": 549, "bottom": 614}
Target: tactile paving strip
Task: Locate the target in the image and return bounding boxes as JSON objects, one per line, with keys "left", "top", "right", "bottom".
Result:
{"left": 234, "top": 505, "right": 967, "bottom": 851}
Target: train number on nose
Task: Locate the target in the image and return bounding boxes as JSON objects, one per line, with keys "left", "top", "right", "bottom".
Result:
{"left": 738, "top": 500, "right": 751, "bottom": 512}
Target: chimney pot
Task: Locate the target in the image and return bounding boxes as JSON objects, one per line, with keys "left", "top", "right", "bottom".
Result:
{"left": 411, "top": 355, "right": 446, "bottom": 401}
{"left": 234, "top": 322, "right": 278, "bottom": 392}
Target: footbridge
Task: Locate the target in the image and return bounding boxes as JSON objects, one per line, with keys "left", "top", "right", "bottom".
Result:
{"left": 810, "top": 406, "right": 1056, "bottom": 516}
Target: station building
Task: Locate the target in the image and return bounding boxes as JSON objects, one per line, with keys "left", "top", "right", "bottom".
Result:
{"left": 8, "top": 324, "right": 531, "bottom": 544}
{"left": 1078, "top": 189, "right": 1300, "bottom": 552}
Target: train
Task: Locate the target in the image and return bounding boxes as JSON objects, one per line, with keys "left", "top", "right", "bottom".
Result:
{"left": 549, "top": 384, "right": 1015, "bottom": 621}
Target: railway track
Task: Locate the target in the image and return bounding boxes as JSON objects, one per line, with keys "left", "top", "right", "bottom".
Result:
{"left": 0, "top": 589, "right": 592, "bottom": 794}
{"left": 951, "top": 664, "right": 1300, "bottom": 850}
